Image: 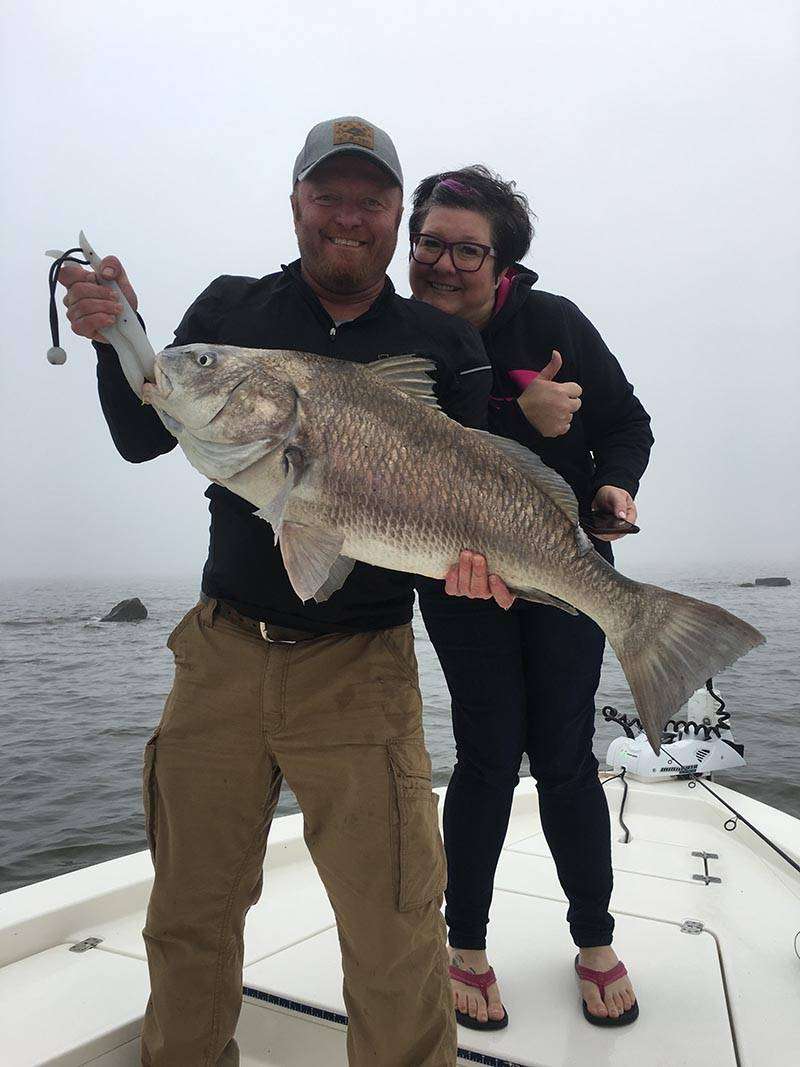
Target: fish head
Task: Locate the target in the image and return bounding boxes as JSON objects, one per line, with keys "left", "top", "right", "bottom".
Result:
{"left": 142, "top": 344, "right": 305, "bottom": 483}
{"left": 143, "top": 344, "right": 298, "bottom": 444}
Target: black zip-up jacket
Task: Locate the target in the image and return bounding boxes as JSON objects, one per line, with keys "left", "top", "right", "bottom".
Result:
{"left": 483, "top": 266, "right": 654, "bottom": 562}
{"left": 95, "top": 260, "right": 491, "bottom": 633}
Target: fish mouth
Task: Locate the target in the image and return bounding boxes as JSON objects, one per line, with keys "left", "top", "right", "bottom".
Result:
{"left": 206, "top": 376, "right": 250, "bottom": 426}
{"left": 143, "top": 373, "right": 251, "bottom": 432}
{"left": 155, "top": 364, "right": 173, "bottom": 397}
{"left": 141, "top": 364, "right": 173, "bottom": 407}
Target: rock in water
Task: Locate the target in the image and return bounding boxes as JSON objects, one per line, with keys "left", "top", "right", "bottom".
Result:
{"left": 737, "top": 582, "right": 756, "bottom": 588}
{"left": 101, "top": 598, "right": 148, "bottom": 622}
{"left": 754, "top": 577, "right": 791, "bottom": 587}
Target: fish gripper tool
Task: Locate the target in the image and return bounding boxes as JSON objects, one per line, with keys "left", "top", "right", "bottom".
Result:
{"left": 45, "top": 231, "right": 156, "bottom": 400}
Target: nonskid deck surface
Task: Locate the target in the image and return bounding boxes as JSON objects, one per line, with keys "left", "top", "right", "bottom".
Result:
{"left": 1, "top": 778, "right": 799, "bottom": 1066}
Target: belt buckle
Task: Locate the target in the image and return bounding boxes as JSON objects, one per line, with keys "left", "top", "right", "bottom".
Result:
{"left": 259, "top": 621, "right": 297, "bottom": 644}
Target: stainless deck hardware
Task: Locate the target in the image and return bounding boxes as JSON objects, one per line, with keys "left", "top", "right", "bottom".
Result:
{"left": 69, "top": 937, "right": 103, "bottom": 953}
{"left": 680, "top": 920, "right": 705, "bottom": 934}
{"left": 692, "top": 851, "right": 721, "bottom": 884}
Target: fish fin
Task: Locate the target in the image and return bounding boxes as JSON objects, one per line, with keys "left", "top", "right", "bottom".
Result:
{"left": 507, "top": 586, "right": 578, "bottom": 614}
{"left": 580, "top": 512, "right": 640, "bottom": 536}
{"left": 365, "top": 355, "right": 440, "bottom": 408}
{"left": 179, "top": 432, "right": 275, "bottom": 481}
{"left": 473, "top": 430, "right": 592, "bottom": 555}
{"left": 254, "top": 446, "right": 307, "bottom": 541}
{"left": 254, "top": 502, "right": 283, "bottom": 545}
{"left": 313, "top": 555, "right": 356, "bottom": 603}
{"left": 278, "top": 523, "right": 345, "bottom": 603}
{"left": 606, "top": 582, "right": 765, "bottom": 753}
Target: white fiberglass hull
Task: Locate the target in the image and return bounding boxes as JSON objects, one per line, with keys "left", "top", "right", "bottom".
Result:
{"left": 1, "top": 776, "right": 799, "bottom": 1067}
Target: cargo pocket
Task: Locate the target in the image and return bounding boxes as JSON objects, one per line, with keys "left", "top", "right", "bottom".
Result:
{"left": 388, "top": 738, "right": 447, "bottom": 911}
{"left": 166, "top": 601, "right": 204, "bottom": 653}
{"left": 378, "top": 625, "right": 420, "bottom": 686}
{"left": 142, "top": 728, "right": 160, "bottom": 862}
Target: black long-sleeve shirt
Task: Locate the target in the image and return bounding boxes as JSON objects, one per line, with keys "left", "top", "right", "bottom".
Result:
{"left": 483, "top": 266, "right": 654, "bottom": 562}
{"left": 95, "top": 260, "right": 490, "bottom": 632}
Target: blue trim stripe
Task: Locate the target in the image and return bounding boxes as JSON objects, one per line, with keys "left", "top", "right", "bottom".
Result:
{"left": 243, "top": 985, "right": 347, "bottom": 1026}
{"left": 242, "top": 986, "right": 523, "bottom": 1066}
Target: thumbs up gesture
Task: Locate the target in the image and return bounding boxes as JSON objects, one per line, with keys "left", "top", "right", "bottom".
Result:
{"left": 516, "top": 350, "right": 582, "bottom": 438}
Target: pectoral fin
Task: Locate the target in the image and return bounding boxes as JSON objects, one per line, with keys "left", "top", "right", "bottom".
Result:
{"left": 313, "top": 555, "right": 356, "bottom": 603}
{"left": 279, "top": 523, "right": 346, "bottom": 603}
{"left": 254, "top": 445, "right": 307, "bottom": 542}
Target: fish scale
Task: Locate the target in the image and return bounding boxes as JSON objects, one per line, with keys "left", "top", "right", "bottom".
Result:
{"left": 142, "top": 343, "right": 765, "bottom": 752}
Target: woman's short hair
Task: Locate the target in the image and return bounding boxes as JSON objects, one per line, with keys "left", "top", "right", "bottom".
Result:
{"left": 409, "top": 165, "right": 534, "bottom": 275}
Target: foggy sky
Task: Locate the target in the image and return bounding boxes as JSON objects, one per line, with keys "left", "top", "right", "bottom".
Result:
{"left": 2, "top": 0, "right": 798, "bottom": 583}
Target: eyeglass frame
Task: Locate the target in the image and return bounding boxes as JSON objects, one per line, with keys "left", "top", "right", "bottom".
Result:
{"left": 409, "top": 231, "right": 497, "bottom": 273}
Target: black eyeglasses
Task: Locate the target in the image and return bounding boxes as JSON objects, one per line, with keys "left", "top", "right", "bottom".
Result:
{"left": 410, "top": 232, "right": 496, "bottom": 272}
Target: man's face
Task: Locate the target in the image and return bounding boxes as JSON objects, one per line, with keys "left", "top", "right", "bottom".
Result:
{"left": 292, "top": 156, "right": 403, "bottom": 294}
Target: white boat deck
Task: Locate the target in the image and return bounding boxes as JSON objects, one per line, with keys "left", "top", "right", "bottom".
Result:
{"left": 2, "top": 776, "right": 799, "bottom": 1066}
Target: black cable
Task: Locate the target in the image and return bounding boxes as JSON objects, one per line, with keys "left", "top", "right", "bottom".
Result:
{"left": 602, "top": 769, "right": 631, "bottom": 843}
{"left": 602, "top": 681, "right": 731, "bottom": 742}
{"left": 48, "top": 247, "right": 89, "bottom": 351}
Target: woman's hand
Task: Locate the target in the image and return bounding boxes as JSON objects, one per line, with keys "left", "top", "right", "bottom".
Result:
{"left": 516, "top": 350, "right": 582, "bottom": 437}
{"left": 590, "top": 486, "right": 638, "bottom": 541}
{"left": 444, "top": 550, "right": 516, "bottom": 609}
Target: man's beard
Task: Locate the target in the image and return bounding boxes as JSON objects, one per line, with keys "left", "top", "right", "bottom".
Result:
{"left": 318, "top": 257, "right": 374, "bottom": 293}
{"left": 298, "top": 237, "right": 377, "bottom": 294}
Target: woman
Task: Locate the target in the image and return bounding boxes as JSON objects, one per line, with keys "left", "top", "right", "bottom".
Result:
{"left": 410, "top": 167, "right": 653, "bottom": 1030}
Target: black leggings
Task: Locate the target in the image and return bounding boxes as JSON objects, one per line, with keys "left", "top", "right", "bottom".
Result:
{"left": 419, "top": 593, "right": 614, "bottom": 950}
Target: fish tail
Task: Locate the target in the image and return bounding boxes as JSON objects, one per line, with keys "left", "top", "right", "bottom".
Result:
{"left": 605, "top": 581, "right": 765, "bottom": 753}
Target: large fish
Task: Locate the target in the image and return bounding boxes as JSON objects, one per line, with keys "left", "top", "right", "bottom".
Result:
{"left": 142, "top": 342, "right": 765, "bottom": 751}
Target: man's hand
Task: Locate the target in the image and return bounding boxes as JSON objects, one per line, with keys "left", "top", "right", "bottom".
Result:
{"left": 58, "top": 256, "right": 138, "bottom": 344}
{"left": 444, "top": 550, "right": 516, "bottom": 609}
{"left": 516, "top": 350, "right": 582, "bottom": 437}
{"left": 590, "top": 486, "right": 638, "bottom": 541}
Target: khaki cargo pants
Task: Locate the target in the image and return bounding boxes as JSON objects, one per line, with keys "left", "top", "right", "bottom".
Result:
{"left": 140, "top": 597, "right": 455, "bottom": 1066}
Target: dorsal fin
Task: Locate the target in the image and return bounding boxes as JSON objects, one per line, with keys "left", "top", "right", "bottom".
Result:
{"left": 365, "top": 355, "right": 440, "bottom": 408}
{"left": 473, "top": 429, "right": 593, "bottom": 555}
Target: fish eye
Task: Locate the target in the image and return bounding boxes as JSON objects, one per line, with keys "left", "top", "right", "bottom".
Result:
{"left": 196, "top": 351, "right": 217, "bottom": 368}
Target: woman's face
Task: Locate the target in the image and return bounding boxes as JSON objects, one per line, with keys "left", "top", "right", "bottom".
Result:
{"left": 409, "top": 206, "right": 502, "bottom": 329}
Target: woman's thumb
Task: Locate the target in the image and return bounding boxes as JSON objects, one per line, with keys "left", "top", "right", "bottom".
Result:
{"left": 538, "top": 349, "right": 562, "bottom": 381}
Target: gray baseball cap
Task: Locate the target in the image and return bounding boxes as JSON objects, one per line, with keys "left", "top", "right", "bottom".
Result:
{"left": 292, "top": 116, "right": 403, "bottom": 188}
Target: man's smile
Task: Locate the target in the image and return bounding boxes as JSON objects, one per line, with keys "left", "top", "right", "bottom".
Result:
{"left": 326, "top": 235, "right": 367, "bottom": 248}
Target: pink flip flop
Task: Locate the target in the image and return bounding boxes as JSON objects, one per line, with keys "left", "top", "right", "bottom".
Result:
{"left": 574, "top": 955, "right": 639, "bottom": 1026}
{"left": 449, "top": 963, "right": 509, "bottom": 1031}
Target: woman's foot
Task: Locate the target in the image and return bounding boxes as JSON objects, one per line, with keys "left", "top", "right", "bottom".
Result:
{"left": 449, "top": 947, "right": 506, "bottom": 1025}
{"left": 577, "top": 946, "right": 637, "bottom": 1020}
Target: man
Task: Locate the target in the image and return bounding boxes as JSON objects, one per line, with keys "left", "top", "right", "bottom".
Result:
{"left": 58, "top": 117, "right": 492, "bottom": 1066}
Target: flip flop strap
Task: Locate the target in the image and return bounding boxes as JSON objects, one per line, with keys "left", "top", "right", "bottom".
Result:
{"left": 449, "top": 964, "right": 498, "bottom": 997}
{"left": 574, "top": 959, "right": 628, "bottom": 998}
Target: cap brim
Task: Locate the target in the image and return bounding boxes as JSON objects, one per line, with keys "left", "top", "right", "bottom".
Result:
{"left": 296, "top": 146, "right": 402, "bottom": 187}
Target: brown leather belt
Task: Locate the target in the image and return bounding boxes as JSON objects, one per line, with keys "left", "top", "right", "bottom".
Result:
{"left": 202, "top": 594, "right": 320, "bottom": 644}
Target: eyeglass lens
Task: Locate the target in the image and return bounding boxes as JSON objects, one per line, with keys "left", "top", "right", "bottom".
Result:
{"left": 413, "top": 236, "right": 488, "bottom": 272}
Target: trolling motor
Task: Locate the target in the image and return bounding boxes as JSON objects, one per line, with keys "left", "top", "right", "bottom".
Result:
{"left": 604, "top": 681, "right": 746, "bottom": 781}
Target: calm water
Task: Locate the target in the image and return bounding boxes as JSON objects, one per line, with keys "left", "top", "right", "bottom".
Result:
{"left": 1, "top": 572, "right": 798, "bottom": 894}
